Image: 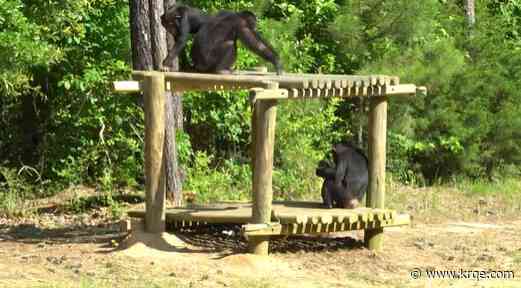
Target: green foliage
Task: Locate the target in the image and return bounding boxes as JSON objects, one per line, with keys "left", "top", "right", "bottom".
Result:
{"left": 340, "top": 0, "right": 521, "bottom": 182}
{"left": 184, "top": 151, "right": 251, "bottom": 203}
{"left": 2, "top": 0, "right": 521, "bottom": 207}
{"left": 0, "top": 0, "right": 60, "bottom": 88}
{"left": 67, "top": 193, "right": 124, "bottom": 219}
{"left": 0, "top": 165, "right": 46, "bottom": 216}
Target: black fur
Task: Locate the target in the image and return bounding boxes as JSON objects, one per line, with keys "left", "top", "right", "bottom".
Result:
{"left": 316, "top": 143, "right": 368, "bottom": 209}
{"left": 161, "top": 5, "right": 282, "bottom": 74}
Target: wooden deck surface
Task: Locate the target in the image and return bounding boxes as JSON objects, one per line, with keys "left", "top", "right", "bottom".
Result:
{"left": 127, "top": 201, "right": 410, "bottom": 235}
{"left": 127, "top": 70, "right": 424, "bottom": 97}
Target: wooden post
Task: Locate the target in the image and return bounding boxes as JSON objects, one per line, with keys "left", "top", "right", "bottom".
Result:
{"left": 249, "top": 83, "right": 278, "bottom": 255}
{"left": 364, "top": 96, "right": 387, "bottom": 250}
{"left": 144, "top": 72, "right": 167, "bottom": 233}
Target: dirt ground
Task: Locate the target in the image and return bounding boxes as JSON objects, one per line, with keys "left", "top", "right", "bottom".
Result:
{"left": 0, "top": 186, "right": 520, "bottom": 288}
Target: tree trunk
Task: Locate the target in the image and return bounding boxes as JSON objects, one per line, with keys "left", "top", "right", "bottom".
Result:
{"left": 465, "top": 0, "right": 475, "bottom": 30}
{"left": 149, "top": 0, "right": 167, "bottom": 69}
{"left": 163, "top": 0, "right": 184, "bottom": 205}
{"left": 129, "top": 0, "right": 152, "bottom": 70}
{"left": 130, "top": 0, "right": 183, "bottom": 206}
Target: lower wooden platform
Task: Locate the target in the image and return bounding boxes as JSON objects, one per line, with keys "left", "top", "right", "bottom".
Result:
{"left": 127, "top": 201, "right": 410, "bottom": 236}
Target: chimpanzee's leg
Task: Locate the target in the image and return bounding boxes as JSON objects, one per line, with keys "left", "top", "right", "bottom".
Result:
{"left": 214, "top": 40, "right": 236, "bottom": 74}
{"left": 322, "top": 179, "right": 334, "bottom": 209}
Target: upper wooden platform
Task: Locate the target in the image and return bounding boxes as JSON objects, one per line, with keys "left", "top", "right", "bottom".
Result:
{"left": 127, "top": 201, "right": 410, "bottom": 236}
{"left": 114, "top": 70, "right": 426, "bottom": 99}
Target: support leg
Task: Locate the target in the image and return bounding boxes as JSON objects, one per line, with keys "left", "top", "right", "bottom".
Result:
{"left": 249, "top": 84, "right": 278, "bottom": 255}
{"left": 364, "top": 96, "right": 388, "bottom": 250}
{"left": 144, "top": 72, "right": 166, "bottom": 233}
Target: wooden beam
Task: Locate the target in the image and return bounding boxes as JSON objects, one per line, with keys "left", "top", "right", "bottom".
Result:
{"left": 132, "top": 71, "right": 403, "bottom": 93}
{"left": 249, "top": 83, "right": 279, "bottom": 255}
{"left": 112, "top": 80, "right": 421, "bottom": 98}
{"left": 143, "top": 72, "right": 166, "bottom": 233}
{"left": 364, "top": 95, "right": 388, "bottom": 251}
{"left": 385, "top": 84, "right": 418, "bottom": 96}
{"left": 135, "top": 70, "right": 393, "bottom": 82}
{"left": 128, "top": 71, "right": 424, "bottom": 98}
{"left": 242, "top": 223, "right": 282, "bottom": 236}
{"left": 250, "top": 88, "right": 289, "bottom": 101}
{"left": 113, "top": 81, "right": 141, "bottom": 93}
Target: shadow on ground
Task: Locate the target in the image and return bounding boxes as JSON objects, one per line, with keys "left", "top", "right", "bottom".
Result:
{"left": 0, "top": 222, "right": 124, "bottom": 244}
{"left": 174, "top": 223, "right": 364, "bottom": 254}
{"left": 0, "top": 221, "right": 363, "bottom": 255}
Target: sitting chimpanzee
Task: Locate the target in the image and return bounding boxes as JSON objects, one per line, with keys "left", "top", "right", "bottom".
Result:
{"left": 316, "top": 143, "right": 368, "bottom": 209}
{"left": 316, "top": 160, "right": 337, "bottom": 208}
{"left": 161, "top": 5, "right": 283, "bottom": 74}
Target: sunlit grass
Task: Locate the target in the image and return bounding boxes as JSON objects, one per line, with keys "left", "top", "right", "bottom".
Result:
{"left": 386, "top": 176, "right": 521, "bottom": 222}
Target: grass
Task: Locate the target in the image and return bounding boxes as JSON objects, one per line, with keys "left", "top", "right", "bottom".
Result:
{"left": 386, "top": 176, "right": 521, "bottom": 222}
{"left": 460, "top": 177, "right": 521, "bottom": 197}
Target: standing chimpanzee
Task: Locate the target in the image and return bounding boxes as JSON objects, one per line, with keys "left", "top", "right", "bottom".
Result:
{"left": 161, "top": 5, "right": 209, "bottom": 68}
{"left": 316, "top": 143, "right": 368, "bottom": 209}
{"left": 161, "top": 5, "right": 283, "bottom": 74}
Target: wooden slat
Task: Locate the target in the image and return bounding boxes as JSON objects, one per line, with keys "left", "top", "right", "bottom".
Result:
{"left": 113, "top": 81, "right": 140, "bottom": 93}
{"left": 242, "top": 214, "right": 410, "bottom": 236}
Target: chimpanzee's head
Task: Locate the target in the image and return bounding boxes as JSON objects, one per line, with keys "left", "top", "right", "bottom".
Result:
{"left": 238, "top": 11, "right": 257, "bottom": 29}
{"left": 161, "top": 5, "right": 187, "bottom": 35}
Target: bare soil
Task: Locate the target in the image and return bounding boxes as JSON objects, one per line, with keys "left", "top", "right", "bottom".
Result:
{"left": 0, "top": 185, "right": 520, "bottom": 288}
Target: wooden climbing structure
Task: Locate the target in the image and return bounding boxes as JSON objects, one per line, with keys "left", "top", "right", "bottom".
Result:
{"left": 113, "top": 70, "right": 424, "bottom": 255}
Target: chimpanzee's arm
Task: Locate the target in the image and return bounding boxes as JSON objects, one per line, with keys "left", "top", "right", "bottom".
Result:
{"left": 334, "top": 156, "right": 348, "bottom": 189}
{"left": 163, "top": 16, "right": 190, "bottom": 68}
{"left": 316, "top": 167, "right": 336, "bottom": 180}
{"left": 237, "top": 24, "right": 283, "bottom": 75}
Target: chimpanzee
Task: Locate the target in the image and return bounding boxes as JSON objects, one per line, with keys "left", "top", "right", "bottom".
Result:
{"left": 316, "top": 160, "right": 337, "bottom": 209}
{"left": 161, "top": 5, "right": 209, "bottom": 68}
{"left": 161, "top": 5, "right": 283, "bottom": 74}
{"left": 316, "top": 143, "right": 368, "bottom": 209}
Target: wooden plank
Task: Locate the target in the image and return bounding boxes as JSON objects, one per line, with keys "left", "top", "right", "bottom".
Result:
{"left": 417, "top": 86, "right": 428, "bottom": 96}
{"left": 390, "top": 213, "right": 411, "bottom": 226}
{"left": 364, "top": 94, "right": 388, "bottom": 250}
{"left": 129, "top": 202, "right": 408, "bottom": 230}
{"left": 386, "top": 84, "right": 417, "bottom": 96}
{"left": 129, "top": 71, "right": 423, "bottom": 97}
{"left": 134, "top": 71, "right": 393, "bottom": 88}
{"left": 129, "top": 208, "right": 253, "bottom": 223}
{"left": 113, "top": 81, "right": 141, "bottom": 93}
{"left": 249, "top": 83, "right": 278, "bottom": 255}
{"left": 143, "top": 73, "right": 166, "bottom": 233}
{"left": 234, "top": 70, "right": 393, "bottom": 82}
{"left": 250, "top": 88, "right": 289, "bottom": 100}
{"left": 242, "top": 223, "right": 282, "bottom": 236}
{"left": 133, "top": 71, "right": 306, "bottom": 91}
